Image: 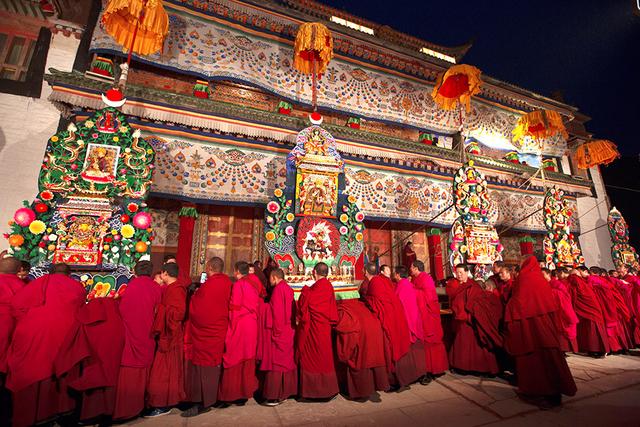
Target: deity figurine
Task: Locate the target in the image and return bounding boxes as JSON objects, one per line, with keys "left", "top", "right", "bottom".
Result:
{"left": 306, "top": 128, "right": 328, "bottom": 156}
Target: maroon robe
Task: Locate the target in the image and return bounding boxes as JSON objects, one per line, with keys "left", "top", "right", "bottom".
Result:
{"left": 446, "top": 278, "right": 500, "bottom": 374}
{"left": 549, "top": 278, "right": 579, "bottom": 352}
{"left": 504, "top": 257, "right": 576, "bottom": 397}
{"left": 296, "top": 277, "right": 339, "bottom": 398}
{"left": 412, "top": 272, "right": 449, "bottom": 375}
{"left": 7, "top": 274, "right": 86, "bottom": 427}
{"left": 55, "top": 297, "right": 125, "bottom": 420}
{"left": 113, "top": 275, "right": 161, "bottom": 420}
{"left": 185, "top": 273, "right": 232, "bottom": 406}
{"left": 0, "top": 273, "right": 24, "bottom": 373}
{"left": 147, "top": 279, "right": 188, "bottom": 407}
{"left": 258, "top": 280, "right": 297, "bottom": 401}
{"left": 366, "top": 275, "right": 418, "bottom": 386}
{"left": 402, "top": 243, "right": 417, "bottom": 270}
{"left": 336, "top": 299, "right": 389, "bottom": 398}
{"left": 567, "top": 274, "right": 609, "bottom": 353}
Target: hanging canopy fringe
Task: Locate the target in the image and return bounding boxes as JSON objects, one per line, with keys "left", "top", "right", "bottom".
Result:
{"left": 102, "top": 0, "right": 169, "bottom": 56}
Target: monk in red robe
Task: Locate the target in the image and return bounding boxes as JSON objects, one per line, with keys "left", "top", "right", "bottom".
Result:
{"left": 6, "top": 263, "right": 86, "bottom": 427}
{"left": 393, "top": 265, "right": 426, "bottom": 384}
{"left": 184, "top": 257, "right": 232, "bottom": 416}
{"left": 446, "top": 264, "right": 501, "bottom": 375}
{"left": 258, "top": 268, "right": 297, "bottom": 405}
{"left": 0, "top": 257, "right": 24, "bottom": 427}
{"left": 504, "top": 257, "right": 576, "bottom": 408}
{"left": 296, "top": 262, "right": 339, "bottom": 399}
{"left": 402, "top": 242, "right": 417, "bottom": 270}
{"left": 335, "top": 298, "right": 389, "bottom": 400}
{"left": 567, "top": 269, "right": 609, "bottom": 356}
{"left": 219, "top": 261, "right": 259, "bottom": 403}
{"left": 112, "top": 260, "right": 162, "bottom": 421}
{"left": 587, "top": 267, "right": 631, "bottom": 352}
{"left": 364, "top": 263, "right": 417, "bottom": 388}
{"left": 55, "top": 295, "right": 125, "bottom": 422}
{"left": 409, "top": 261, "right": 449, "bottom": 382}
{"left": 146, "top": 262, "right": 188, "bottom": 417}
{"left": 545, "top": 268, "right": 579, "bottom": 353}
{"left": 617, "top": 265, "right": 640, "bottom": 346}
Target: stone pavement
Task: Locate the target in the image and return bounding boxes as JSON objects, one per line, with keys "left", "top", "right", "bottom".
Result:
{"left": 123, "top": 352, "right": 640, "bottom": 427}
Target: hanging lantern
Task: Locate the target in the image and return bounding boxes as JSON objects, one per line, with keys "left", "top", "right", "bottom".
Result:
{"left": 346, "top": 117, "right": 361, "bottom": 129}
{"left": 419, "top": 132, "right": 435, "bottom": 145}
{"left": 293, "top": 22, "right": 334, "bottom": 75}
{"left": 193, "top": 80, "right": 210, "bottom": 99}
{"left": 277, "top": 100, "right": 293, "bottom": 115}
{"left": 102, "top": 0, "right": 169, "bottom": 57}
{"left": 542, "top": 158, "right": 557, "bottom": 172}
{"left": 504, "top": 151, "right": 520, "bottom": 164}
{"left": 512, "top": 110, "right": 567, "bottom": 143}
{"left": 431, "top": 64, "right": 482, "bottom": 112}
{"left": 575, "top": 139, "right": 620, "bottom": 169}
{"left": 89, "top": 56, "right": 114, "bottom": 78}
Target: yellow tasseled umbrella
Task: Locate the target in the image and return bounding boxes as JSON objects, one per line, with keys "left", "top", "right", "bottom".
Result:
{"left": 293, "top": 22, "right": 333, "bottom": 111}
{"left": 512, "top": 110, "right": 568, "bottom": 143}
{"left": 431, "top": 64, "right": 482, "bottom": 113}
{"left": 102, "top": 0, "right": 169, "bottom": 57}
{"left": 575, "top": 139, "right": 620, "bottom": 169}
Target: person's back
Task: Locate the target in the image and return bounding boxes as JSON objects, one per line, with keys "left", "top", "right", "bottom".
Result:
{"left": 296, "top": 262, "right": 339, "bottom": 399}
{"left": 120, "top": 275, "right": 162, "bottom": 368}
{"left": 7, "top": 265, "right": 86, "bottom": 427}
{"left": 219, "top": 261, "right": 260, "bottom": 403}
{"left": 184, "top": 257, "right": 233, "bottom": 415}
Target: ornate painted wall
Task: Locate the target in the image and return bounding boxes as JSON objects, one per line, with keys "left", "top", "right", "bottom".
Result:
{"left": 147, "top": 132, "right": 579, "bottom": 233}
{"left": 90, "top": 2, "right": 566, "bottom": 156}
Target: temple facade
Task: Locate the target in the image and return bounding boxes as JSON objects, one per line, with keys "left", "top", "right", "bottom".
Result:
{"left": 0, "top": 0, "right": 615, "bottom": 277}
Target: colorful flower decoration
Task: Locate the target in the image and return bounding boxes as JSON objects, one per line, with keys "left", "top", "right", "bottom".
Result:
{"left": 274, "top": 188, "right": 283, "bottom": 198}
{"left": 339, "top": 226, "right": 348, "bottom": 235}
{"left": 39, "top": 191, "right": 53, "bottom": 201}
{"left": 285, "top": 226, "right": 294, "bottom": 236}
{"left": 355, "top": 212, "right": 365, "bottom": 222}
{"left": 34, "top": 203, "right": 48, "bottom": 213}
{"left": 286, "top": 212, "right": 295, "bottom": 222}
{"left": 267, "top": 201, "right": 280, "bottom": 214}
{"left": 8, "top": 234, "right": 24, "bottom": 247}
{"left": 28, "top": 220, "right": 46, "bottom": 235}
{"left": 121, "top": 224, "right": 135, "bottom": 239}
{"left": 14, "top": 208, "right": 36, "bottom": 227}
{"left": 355, "top": 232, "right": 363, "bottom": 241}
{"left": 135, "top": 241, "right": 148, "bottom": 253}
{"left": 127, "top": 203, "right": 139, "bottom": 213}
{"left": 339, "top": 214, "right": 349, "bottom": 224}
{"left": 265, "top": 231, "right": 276, "bottom": 241}
{"left": 132, "top": 212, "right": 152, "bottom": 229}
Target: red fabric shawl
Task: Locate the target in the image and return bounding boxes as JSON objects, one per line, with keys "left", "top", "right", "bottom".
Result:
{"left": 55, "top": 297, "right": 125, "bottom": 391}
{"left": 119, "top": 276, "right": 162, "bottom": 367}
{"left": 588, "top": 275, "right": 620, "bottom": 332}
{"left": 0, "top": 273, "right": 24, "bottom": 373}
{"left": 188, "top": 273, "right": 232, "bottom": 367}
{"left": 335, "top": 299, "right": 386, "bottom": 370}
{"left": 504, "top": 257, "right": 558, "bottom": 322}
{"left": 412, "top": 272, "right": 444, "bottom": 344}
{"left": 465, "top": 283, "right": 504, "bottom": 349}
{"left": 445, "top": 278, "right": 472, "bottom": 321}
{"left": 549, "top": 278, "right": 579, "bottom": 339}
{"left": 6, "top": 274, "right": 86, "bottom": 392}
{"left": 246, "top": 273, "right": 267, "bottom": 299}
{"left": 258, "top": 280, "right": 296, "bottom": 372}
{"left": 567, "top": 274, "right": 605, "bottom": 324}
{"left": 604, "top": 277, "right": 631, "bottom": 323}
{"left": 365, "top": 275, "right": 411, "bottom": 364}
{"left": 296, "top": 277, "right": 338, "bottom": 374}
{"left": 402, "top": 243, "right": 417, "bottom": 269}
{"left": 153, "top": 279, "right": 188, "bottom": 352}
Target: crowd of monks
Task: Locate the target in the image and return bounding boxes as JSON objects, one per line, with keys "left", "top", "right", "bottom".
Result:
{"left": 1, "top": 249, "right": 640, "bottom": 426}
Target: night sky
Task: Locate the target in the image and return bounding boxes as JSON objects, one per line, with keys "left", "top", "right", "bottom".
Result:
{"left": 324, "top": 0, "right": 640, "bottom": 248}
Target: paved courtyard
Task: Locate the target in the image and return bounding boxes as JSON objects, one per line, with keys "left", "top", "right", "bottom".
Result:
{"left": 123, "top": 352, "right": 640, "bottom": 427}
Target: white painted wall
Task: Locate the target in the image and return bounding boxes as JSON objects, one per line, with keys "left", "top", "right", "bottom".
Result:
{"left": 577, "top": 166, "right": 614, "bottom": 269}
{"left": 0, "top": 33, "right": 80, "bottom": 251}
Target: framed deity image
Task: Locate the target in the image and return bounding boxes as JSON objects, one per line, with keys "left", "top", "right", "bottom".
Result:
{"left": 295, "top": 168, "right": 339, "bottom": 218}
{"left": 81, "top": 143, "right": 120, "bottom": 183}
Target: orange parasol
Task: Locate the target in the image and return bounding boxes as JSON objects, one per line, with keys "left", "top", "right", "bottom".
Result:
{"left": 431, "top": 64, "right": 482, "bottom": 113}
{"left": 575, "top": 139, "right": 620, "bottom": 169}
{"left": 512, "top": 110, "right": 567, "bottom": 143}
{"left": 293, "top": 22, "right": 333, "bottom": 110}
{"left": 102, "top": 0, "right": 169, "bottom": 57}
